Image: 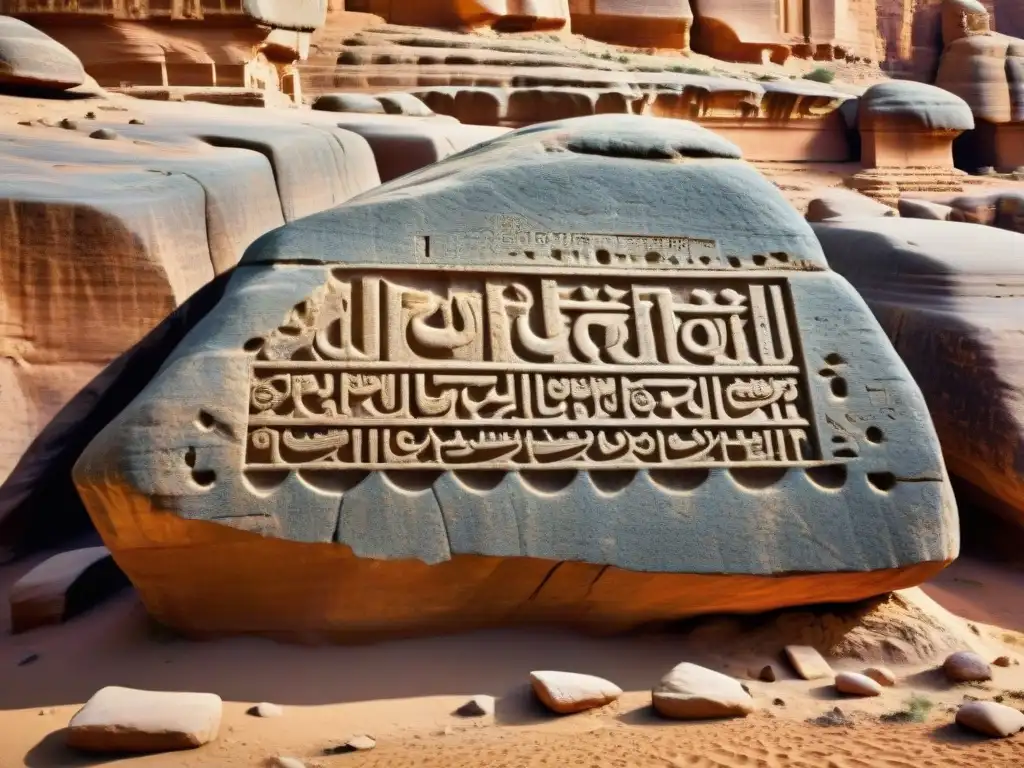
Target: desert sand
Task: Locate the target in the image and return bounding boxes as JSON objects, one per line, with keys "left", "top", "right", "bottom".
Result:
{"left": 2, "top": 543, "right": 1023, "bottom": 767}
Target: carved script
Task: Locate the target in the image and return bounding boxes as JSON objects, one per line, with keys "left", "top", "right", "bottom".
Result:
{"left": 244, "top": 267, "right": 819, "bottom": 470}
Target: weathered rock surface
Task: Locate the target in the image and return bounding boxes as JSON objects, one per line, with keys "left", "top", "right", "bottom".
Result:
{"left": 0, "top": 16, "right": 85, "bottom": 91}
{"left": 571, "top": 0, "right": 694, "bottom": 49}
{"left": 834, "top": 671, "right": 883, "bottom": 696}
{"left": 956, "top": 701, "right": 1024, "bottom": 738}
{"left": 346, "top": 0, "right": 570, "bottom": 31}
{"left": 0, "top": 98, "right": 391, "bottom": 558}
{"left": 248, "top": 702, "right": 284, "bottom": 717}
{"left": 813, "top": 217, "right": 1024, "bottom": 530}
{"left": 785, "top": 645, "right": 834, "bottom": 680}
{"left": 0, "top": 1, "right": 327, "bottom": 102}
{"left": 805, "top": 189, "right": 897, "bottom": 222}
{"left": 943, "top": 650, "right": 992, "bottom": 682}
{"left": 530, "top": 670, "right": 623, "bottom": 713}
{"left": 897, "top": 198, "right": 953, "bottom": 220}
{"left": 67, "top": 686, "right": 223, "bottom": 753}
{"left": 71, "top": 114, "right": 955, "bottom": 639}
{"left": 9, "top": 546, "right": 129, "bottom": 633}
{"left": 652, "top": 662, "right": 754, "bottom": 719}
{"left": 314, "top": 92, "right": 388, "bottom": 114}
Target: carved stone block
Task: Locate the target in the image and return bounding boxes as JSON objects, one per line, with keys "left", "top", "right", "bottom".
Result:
{"left": 72, "top": 115, "right": 958, "bottom": 641}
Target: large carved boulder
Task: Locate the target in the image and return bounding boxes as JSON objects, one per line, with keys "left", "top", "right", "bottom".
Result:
{"left": 73, "top": 115, "right": 957, "bottom": 640}
{"left": 813, "top": 217, "right": 1024, "bottom": 530}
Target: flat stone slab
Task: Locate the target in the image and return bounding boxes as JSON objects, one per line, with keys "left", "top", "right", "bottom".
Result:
{"left": 67, "top": 686, "right": 222, "bottom": 753}
{"left": 72, "top": 114, "right": 957, "bottom": 640}
{"left": 9, "top": 546, "right": 128, "bottom": 633}
{"left": 785, "top": 646, "right": 833, "bottom": 680}
{"left": 956, "top": 701, "right": 1024, "bottom": 738}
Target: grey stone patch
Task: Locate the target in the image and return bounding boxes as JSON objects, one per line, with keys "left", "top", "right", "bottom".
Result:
{"left": 897, "top": 198, "right": 953, "bottom": 221}
{"left": 859, "top": 81, "right": 975, "bottom": 132}
{"left": 376, "top": 92, "right": 435, "bottom": 117}
{"left": 806, "top": 190, "right": 897, "bottom": 223}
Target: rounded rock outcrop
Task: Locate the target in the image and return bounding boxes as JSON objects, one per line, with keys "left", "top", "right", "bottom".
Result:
{"left": 859, "top": 81, "right": 974, "bottom": 133}
{"left": 0, "top": 16, "right": 86, "bottom": 91}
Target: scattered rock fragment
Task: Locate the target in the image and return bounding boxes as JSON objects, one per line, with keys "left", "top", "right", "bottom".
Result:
{"left": 17, "top": 653, "right": 39, "bottom": 666}
{"left": 9, "top": 546, "right": 128, "bottom": 633}
{"left": 863, "top": 666, "right": 896, "bottom": 687}
{"left": 325, "top": 735, "right": 376, "bottom": 754}
{"left": 811, "top": 706, "right": 854, "bottom": 727}
{"left": 943, "top": 651, "right": 992, "bottom": 683}
{"left": 89, "top": 128, "right": 119, "bottom": 141}
{"left": 835, "top": 672, "right": 883, "bottom": 697}
{"left": 58, "top": 118, "right": 76, "bottom": 130}
{"left": 994, "top": 656, "right": 1012, "bottom": 668}
{"left": 652, "top": 663, "right": 754, "bottom": 720}
{"left": 67, "top": 686, "right": 222, "bottom": 753}
{"left": 530, "top": 670, "right": 622, "bottom": 714}
{"left": 956, "top": 701, "right": 1024, "bottom": 738}
{"left": 805, "top": 189, "right": 897, "bottom": 222}
{"left": 772, "top": 698, "right": 785, "bottom": 707}
{"left": 270, "top": 758, "right": 306, "bottom": 768}
{"left": 248, "top": 702, "right": 283, "bottom": 718}
{"left": 785, "top": 646, "right": 834, "bottom": 680}
{"left": 455, "top": 695, "right": 495, "bottom": 717}
{"left": 129, "top": 118, "right": 146, "bottom": 125}
{"left": 758, "top": 665, "right": 777, "bottom": 683}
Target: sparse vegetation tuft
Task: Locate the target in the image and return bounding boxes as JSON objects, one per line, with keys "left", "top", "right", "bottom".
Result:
{"left": 802, "top": 67, "right": 836, "bottom": 83}
{"left": 667, "top": 65, "right": 711, "bottom": 75}
{"left": 880, "top": 694, "right": 934, "bottom": 724}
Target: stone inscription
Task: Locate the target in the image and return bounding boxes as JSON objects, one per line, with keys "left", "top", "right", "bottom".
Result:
{"left": 419, "top": 215, "right": 723, "bottom": 269}
{"left": 244, "top": 268, "right": 819, "bottom": 470}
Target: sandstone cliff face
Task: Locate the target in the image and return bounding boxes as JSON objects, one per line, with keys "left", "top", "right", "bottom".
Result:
{"left": 0, "top": 1, "right": 329, "bottom": 100}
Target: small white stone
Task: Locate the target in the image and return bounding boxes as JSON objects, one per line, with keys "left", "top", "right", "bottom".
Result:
{"left": 652, "top": 662, "right": 754, "bottom": 720}
{"left": 271, "top": 758, "right": 306, "bottom": 768}
{"left": 862, "top": 666, "right": 896, "bottom": 686}
{"left": 956, "top": 701, "right": 1024, "bottom": 738}
{"left": 834, "top": 671, "right": 883, "bottom": 697}
{"left": 943, "top": 651, "right": 992, "bottom": 683}
{"left": 530, "top": 671, "right": 622, "bottom": 714}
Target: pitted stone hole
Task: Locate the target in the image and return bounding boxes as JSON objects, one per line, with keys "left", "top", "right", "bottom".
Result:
{"left": 453, "top": 470, "right": 506, "bottom": 492}
{"left": 596, "top": 249, "right": 612, "bottom": 265}
{"left": 192, "top": 469, "right": 216, "bottom": 488}
{"left": 649, "top": 469, "right": 709, "bottom": 492}
{"left": 771, "top": 252, "right": 790, "bottom": 262}
{"left": 833, "top": 448, "right": 857, "bottom": 458}
{"left": 868, "top": 472, "right": 897, "bottom": 492}
{"left": 196, "top": 410, "right": 216, "bottom": 431}
{"left": 699, "top": 256, "right": 711, "bottom": 265}
{"left": 730, "top": 468, "right": 788, "bottom": 489}
{"left": 645, "top": 251, "right": 660, "bottom": 264}
{"left": 381, "top": 470, "right": 442, "bottom": 493}
{"left": 524, "top": 250, "right": 535, "bottom": 260}
{"left": 591, "top": 470, "right": 637, "bottom": 495}
{"left": 521, "top": 470, "right": 578, "bottom": 494}
{"left": 752, "top": 255, "right": 767, "bottom": 266}
{"left": 297, "top": 470, "right": 368, "bottom": 494}
{"left": 551, "top": 249, "right": 563, "bottom": 261}
{"left": 830, "top": 377, "right": 849, "bottom": 398}
{"left": 818, "top": 368, "right": 836, "bottom": 377}
{"left": 824, "top": 353, "right": 846, "bottom": 365}
{"left": 806, "top": 465, "right": 847, "bottom": 490}
{"left": 184, "top": 446, "right": 197, "bottom": 468}
{"left": 727, "top": 257, "right": 742, "bottom": 268}
{"left": 865, "top": 426, "right": 885, "bottom": 444}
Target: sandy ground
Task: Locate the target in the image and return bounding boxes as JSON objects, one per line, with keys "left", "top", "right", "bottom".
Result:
{"left": 1, "top": 551, "right": 1024, "bottom": 768}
